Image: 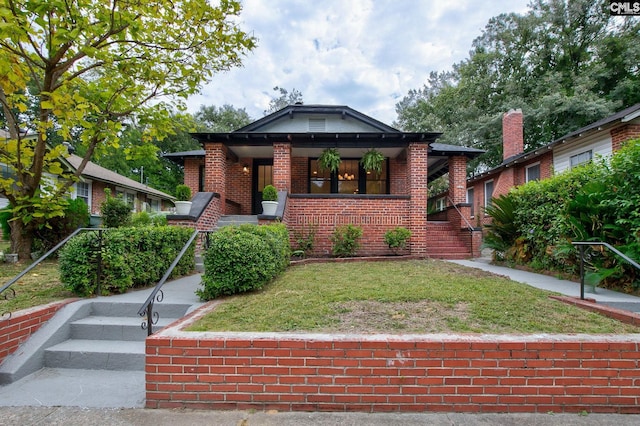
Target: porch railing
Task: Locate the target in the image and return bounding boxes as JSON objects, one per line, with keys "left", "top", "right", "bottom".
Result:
{"left": 447, "top": 196, "right": 475, "bottom": 232}
{"left": 572, "top": 241, "right": 640, "bottom": 300}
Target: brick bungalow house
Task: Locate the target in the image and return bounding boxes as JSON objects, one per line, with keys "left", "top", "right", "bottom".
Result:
{"left": 434, "top": 103, "right": 640, "bottom": 226}
{"left": 165, "top": 104, "right": 485, "bottom": 258}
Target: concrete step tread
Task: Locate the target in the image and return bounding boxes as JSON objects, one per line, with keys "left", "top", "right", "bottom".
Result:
{"left": 46, "top": 339, "right": 145, "bottom": 354}
{"left": 72, "top": 316, "right": 177, "bottom": 327}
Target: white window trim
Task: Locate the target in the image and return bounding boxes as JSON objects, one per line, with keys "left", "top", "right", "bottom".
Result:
{"left": 116, "top": 187, "right": 137, "bottom": 212}
{"left": 73, "top": 180, "right": 92, "bottom": 210}
{"left": 570, "top": 150, "right": 593, "bottom": 169}
{"left": 525, "top": 162, "right": 541, "bottom": 183}
{"left": 436, "top": 197, "right": 446, "bottom": 212}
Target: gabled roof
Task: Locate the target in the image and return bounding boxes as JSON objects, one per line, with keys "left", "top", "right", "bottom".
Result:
{"left": 66, "top": 154, "right": 174, "bottom": 200}
{"left": 468, "top": 103, "right": 640, "bottom": 183}
{"left": 236, "top": 104, "right": 400, "bottom": 133}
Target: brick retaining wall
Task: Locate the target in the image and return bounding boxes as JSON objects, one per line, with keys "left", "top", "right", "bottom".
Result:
{"left": 146, "top": 313, "right": 640, "bottom": 413}
{"left": 0, "top": 300, "right": 75, "bottom": 364}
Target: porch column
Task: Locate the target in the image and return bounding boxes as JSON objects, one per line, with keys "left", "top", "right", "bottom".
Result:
{"left": 448, "top": 155, "right": 471, "bottom": 230}
{"left": 204, "top": 142, "right": 228, "bottom": 213}
{"left": 408, "top": 142, "right": 428, "bottom": 256}
{"left": 273, "top": 142, "right": 291, "bottom": 192}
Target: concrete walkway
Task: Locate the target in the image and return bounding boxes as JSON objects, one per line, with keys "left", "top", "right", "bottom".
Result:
{"left": 2, "top": 261, "right": 640, "bottom": 425}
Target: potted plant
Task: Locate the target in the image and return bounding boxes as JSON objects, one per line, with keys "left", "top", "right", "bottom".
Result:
{"left": 261, "top": 184, "right": 278, "bottom": 216}
{"left": 317, "top": 147, "right": 341, "bottom": 173}
{"left": 360, "top": 148, "right": 385, "bottom": 176}
{"left": 174, "top": 184, "right": 192, "bottom": 215}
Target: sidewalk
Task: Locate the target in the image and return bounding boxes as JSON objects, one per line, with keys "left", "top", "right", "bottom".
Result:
{"left": 450, "top": 258, "right": 640, "bottom": 313}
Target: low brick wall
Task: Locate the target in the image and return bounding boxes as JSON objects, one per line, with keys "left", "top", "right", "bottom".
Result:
{"left": 146, "top": 315, "right": 640, "bottom": 413}
{"left": 0, "top": 300, "right": 75, "bottom": 364}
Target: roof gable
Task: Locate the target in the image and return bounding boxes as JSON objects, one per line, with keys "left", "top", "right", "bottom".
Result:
{"left": 236, "top": 104, "right": 401, "bottom": 133}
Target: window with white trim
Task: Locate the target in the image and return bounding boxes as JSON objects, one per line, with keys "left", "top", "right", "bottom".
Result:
{"left": 526, "top": 163, "right": 541, "bottom": 182}
{"left": 116, "top": 189, "right": 136, "bottom": 211}
{"left": 436, "top": 197, "right": 446, "bottom": 211}
{"left": 570, "top": 150, "right": 592, "bottom": 169}
{"left": 484, "top": 180, "right": 494, "bottom": 210}
{"left": 75, "top": 181, "right": 91, "bottom": 209}
{"left": 467, "top": 188, "right": 475, "bottom": 217}
{"left": 149, "top": 198, "right": 161, "bottom": 212}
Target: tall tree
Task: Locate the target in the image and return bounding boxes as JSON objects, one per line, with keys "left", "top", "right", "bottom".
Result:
{"left": 264, "top": 86, "right": 304, "bottom": 115}
{"left": 396, "top": 0, "right": 639, "bottom": 171}
{"left": 195, "top": 104, "right": 253, "bottom": 131}
{"left": 0, "top": 0, "right": 256, "bottom": 259}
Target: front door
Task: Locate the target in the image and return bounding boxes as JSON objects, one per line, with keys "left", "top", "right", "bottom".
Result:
{"left": 252, "top": 159, "right": 273, "bottom": 214}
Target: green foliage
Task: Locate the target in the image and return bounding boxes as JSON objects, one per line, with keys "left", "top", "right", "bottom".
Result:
{"left": 131, "top": 211, "right": 168, "bottom": 227}
{"left": 0, "top": 0, "right": 255, "bottom": 258}
{"left": 264, "top": 86, "right": 304, "bottom": 115}
{"left": 330, "top": 224, "right": 363, "bottom": 257}
{"left": 291, "top": 223, "right": 318, "bottom": 258}
{"left": 59, "top": 226, "right": 194, "bottom": 296}
{"left": 33, "top": 198, "right": 90, "bottom": 254}
{"left": 484, "top": 139, "right": 640, "bottom": 291}
{"left": 383, "top": 227, "right": 412, "bottom": 254}
{"left": 0, "top": 207, "right": 11, "bottom": 241}
{"left": 100, "top": 189, "right": 132, "bottom": 228}
{"left": 174, "top": 184, "right": 192, "bottom": 201}
{"left": 360, "top": 149, "right": 385, "bottom": 175}
{"left": 482, "top": 194, "right": 519, "bottom": 261}
{"left": 198, "top": 224, "right": 290, "bottom": 300}
{"left": 195, "top": 104, "right": 253, "bottom": 131}
{"left": 317, "top": 148, "right": 341, "bottom": 173}
{"left": 261, "top": 184, "right": 278, "bottom": 201}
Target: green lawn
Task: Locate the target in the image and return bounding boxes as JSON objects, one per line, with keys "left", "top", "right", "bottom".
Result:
{"left": 0, "top": 260, "right": 73, "bottom": 313}
{"left": 189, "top": 260, "right": 639, "bottom": 334}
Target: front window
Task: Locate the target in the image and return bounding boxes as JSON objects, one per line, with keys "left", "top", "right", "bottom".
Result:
{"left": 484, "top": 180, "right": 494, "bottom": 209}
{"left": 526, "top": 163, "right": 541, "bottom": 182}
{"left": 75, "top": 181, "right": 91, "bottom": 209}
{"left": 467, "top": 188, "right": 474, "bottom": 217}
{"left": 570, "top": 150, "right": 592, "bottom": 169}
{"left": 309, "top": 158, "right": 388, "bottom": 194}
{"left": 116, "top": 189, "right": 136, "bottom": 211}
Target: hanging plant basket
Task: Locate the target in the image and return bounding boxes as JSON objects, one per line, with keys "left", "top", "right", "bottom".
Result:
{"left": 360, "top": 148, "right": 385, "bottom": 176}
{"left": 317, "top": 148, "right": 341, "bottom": 173}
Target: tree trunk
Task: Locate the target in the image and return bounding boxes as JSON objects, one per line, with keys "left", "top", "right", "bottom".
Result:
{"left": 9, "top": 220, "right": 34, "bottom": 261}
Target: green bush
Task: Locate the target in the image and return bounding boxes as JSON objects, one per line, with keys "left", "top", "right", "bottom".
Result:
{"left": 175, "top": 184, "right": 192, "bottom": 201}
{"left": 0, "top": 207, "right": 12, "bottom": 240}
{"left": 291, "top": 223, "right": 318, "bottom": 258}
{"left": 100, "top": 189, "right": 132, "bottom": 228}
{"left": 262, "top": 184, "right": 278, "bottom": 201}
{"left": 330, "top": 224, "right": 363, "bottom": 257}
{"left": 59, "top": 226, "right": 194, "bottom": 296}
{"left": 130, "top": 211, "right": 168, "bottom": 227}
{"left": 33, "top": 198, "right": 90, "bottom": 254}
{"left": 383, "top": 226, "right": 411, "bottom": 254}
{"left": 198, "top": 223, "right": 290, "bottom": 300}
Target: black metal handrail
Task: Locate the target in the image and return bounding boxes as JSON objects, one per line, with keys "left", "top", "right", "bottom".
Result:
{"left": 1, "top": 227, "right": 102, "bottom": 323}
{"left": 572, "top": 241, "right": 640, "bottom": 300}
{"left": 447, "top": 196, "right": 476, "bottom": 232}
{"left": 137, "top": 229, "right": 204, "bottom": 336}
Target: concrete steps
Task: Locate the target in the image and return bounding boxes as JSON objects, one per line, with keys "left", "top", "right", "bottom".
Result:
{"left": 43, "top": 301, "right": 190, "bottom": 371}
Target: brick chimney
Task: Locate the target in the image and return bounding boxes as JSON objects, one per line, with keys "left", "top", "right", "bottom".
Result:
{"left": 502, "top": 109, "right": 524, "bottom": 161}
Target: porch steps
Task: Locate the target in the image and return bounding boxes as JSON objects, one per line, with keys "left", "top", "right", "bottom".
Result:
{"left": 43, "top": 301, "right": 190, "bottom": 371}
{"left": 425, "top": 221, "right": 472, "bottom": 260}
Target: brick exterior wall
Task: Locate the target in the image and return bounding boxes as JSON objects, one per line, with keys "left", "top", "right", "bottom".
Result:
{"left": 408, "top": 143, "right": 428, "bottom": 256}
{"left": 184, "top": 158, "right": 203, "bottom": 197}
{"left": 204, "top": 144, "right": 227, "bottom": 214}
{"left": 502, "top": 109, "right": 524, "bottom": 161}
{"left": 146, "top": 329, "right": 640, "bottom": 414}
{"left": 167, "top": 195, "right": 222, "bottom": 232}
{"left": 611, "top": 124, "right": 640, "bottom": 152}
{"left": 273, "top": 143, "right": 291, "bottom": 192}
{"left": 226, "top": 159, "right": 252, "bottom": 215}
{"left": 290, "top": 157, "right": 308, "bottom": 194}
{"left": 286, "top": 196, "right": 410, "bottom": 257}
{"left": 0, "top": 300, "right": 76, "bottom": 365}
{"left": 90, "top": 181, "right": 108, "bottom": 215}
{"left": 389, "top": 155, "right": 407, "bottom": 195}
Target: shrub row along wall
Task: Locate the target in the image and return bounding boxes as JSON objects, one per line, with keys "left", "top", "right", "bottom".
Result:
{"left": 146, "top": 329, "right": 640, "bottom": 413}
{"left": 0, "top": 300, "right": 75, "bottom": 364}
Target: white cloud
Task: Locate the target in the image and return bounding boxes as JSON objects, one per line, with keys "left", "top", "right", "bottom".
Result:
{"left": 189, "top": 0, "right": 531, "bottom": 125}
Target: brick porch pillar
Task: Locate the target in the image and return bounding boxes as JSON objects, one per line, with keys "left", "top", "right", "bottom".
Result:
{"left": 448, "top": 155, "right": 471, "bottom": 228}
{"left": 273, "top": 142, "right": 291, "bottom": 192}
{"left": 408, "top": 143, "right": 428, "bottom": 256}
{"left": 204, "top": 143, "right": 227, "bottom": 214}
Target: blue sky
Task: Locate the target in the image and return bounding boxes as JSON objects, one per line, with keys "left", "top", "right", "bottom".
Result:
{"left": 187, "top": 0, "right": 531, "bottom": 126}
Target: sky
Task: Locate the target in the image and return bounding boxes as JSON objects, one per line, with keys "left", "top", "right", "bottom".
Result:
{"left": 187, "top": 0, "right": 532, "bottom": 126}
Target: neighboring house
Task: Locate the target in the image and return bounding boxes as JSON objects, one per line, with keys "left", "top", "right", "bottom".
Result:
{"left": 65, "top": 154, "right": 174, "bottom": 224}
{"left": 450, "top": 103, "right": 640, "bottom": 226}
{"left": 0, "top": 132, "right": 174, "bottom": 224}
{"left": 165, "top": 104, "right": 485, "bottom": 258}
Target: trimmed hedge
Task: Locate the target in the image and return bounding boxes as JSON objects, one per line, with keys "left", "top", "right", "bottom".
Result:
{"left": 198, "top": 223, "right": 290, "bottom": 300}
{"left": 59, "top": 226, "right": 194, "bottom": 296}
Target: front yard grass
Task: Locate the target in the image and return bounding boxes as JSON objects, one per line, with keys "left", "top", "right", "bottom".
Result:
{"left": 189, "top": 260, "right": 639, "bottom": 334}
{"left": 0, "top": 260, "right": 73, "bottom": 313}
